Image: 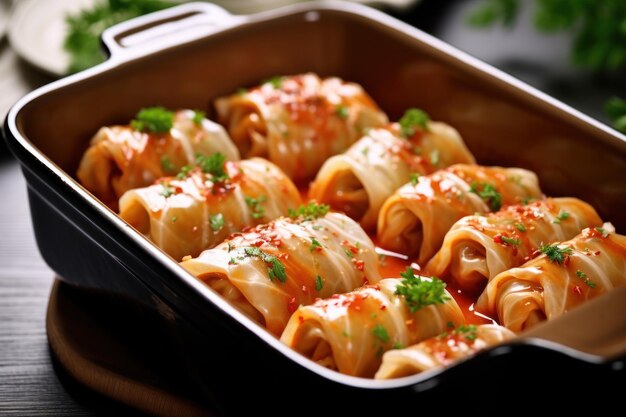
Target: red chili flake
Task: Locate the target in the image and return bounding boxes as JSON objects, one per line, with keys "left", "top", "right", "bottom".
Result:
{"left": 252, "top": 239, "right": 264, "bottom": 247}
{"left": 493, "top": 234, "right": 504, "bottom": 245}
{"left": 287, "top": 297, "right": 298, "bottom": 313}
{"left": 572, "top": 286, "right": 583, "bottom": 296}
{"left": 298, "top": 316, "right": 304, "bottom": 324}
{"left": 564, "top": 256, "right": 571, "bottom": 266}
{"left": 380, "top": 305, "right": 387, "bottom": 311}
{"left": 352, "top": 259, "right": 365, "bottom": 271}
{"left": 594, "top": 251, "right": 601, "bottom": 256}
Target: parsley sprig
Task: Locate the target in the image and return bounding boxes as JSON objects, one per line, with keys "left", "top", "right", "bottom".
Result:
{"left": 399, "top": 108, "right": 430, "bottom": 137}
{"left": 131, "top": 107, "right": 174, "bottom": 133}
{"left": 195, "top": 152, "right": 229, "bottom": 182}
{"left": 395, "top": 267, "right": 450, "bottom": 313}
{"left": 288, "top": 203, "right": 330, "bottom": 221}
{"left": 539, "top": 243, "right": 573, "bottom": 264}
{"left": 470, "top": 181, "right": 502, "bottom": 211}
{"left": 230, "top": 246, "right": 287, "bottom": 283}
{"left": 245, "top": 195, "right": 266, "bottom": 219}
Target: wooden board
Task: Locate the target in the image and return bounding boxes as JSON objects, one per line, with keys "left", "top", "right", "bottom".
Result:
{"left": 46, "top": 279, "right": 215, "bottom": 417}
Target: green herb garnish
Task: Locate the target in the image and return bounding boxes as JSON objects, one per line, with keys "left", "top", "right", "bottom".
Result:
{"left": 595, "top": 227, "right": 609, "bottom": 237}
{"left": 500, "top": 235, "right": 521, "bottom": 246}
{"left": 409, "top": 173, "right": 420, "bottom": 186}
{"left": 131, "top": 107, "right": 174, "bottom": 133}
{"left": 395, "top": 267, "right": 450, "bottom": 313}
{"left": 470, "top": 181, "right": 502, "bottom": 211}
{"left": 399, "top": 108, "right": 430, "bottom": 137}
{"left": 335, "top": 105, "right": 349, "bottom": 119}
{"left": 515, "top": 222, "right": 527, "bottom": 232}
{"left": 310, "top": 237, "right": 322, "bottom": 253}
{"left": 195, "top": 152, "right": 229, "bottom": 182}
{"left": 315, "top": 275, "right": 324, "bottom": 291}
{"left": 245, "top": 195, "right": 266, "bottom": 219}
{"left": 288, "top": 202, "right": 330, "bottom": 221}
{"left": 176, "top": 165, "right": 192, "bottom": 180}
{"left": 539, "top": 243, "right": 573, "bottom": 264}
{"left": 160, "top": 183, "right": 175, "bottom": 198}
{"left": 392, "top": 342, "right": 405, "bottom": 350}
{"left": 263, "top": 75, "right": 284, "bottom": 89}
{"left": 230, "top": 246, "right": 286, "bottom": 283}
{"left": 192, "top": 110, "right": 205, "bottom": 125}
{"left": 575, "top": 270, "right": 596, "bottom": 288}
{"left": 371, "top": 324, "right": 390, "bottom": 344}
{"left": 171, "top": 216, "right": 178, "bottom": 223}
{"left": 210, "top": 213, "right": 224, "bottom": 232}
{"left": 160, "top": 155, "right": 176, "bottom": 173}
{"left": 553, "top": 210, "right": 570, "bottom": 224}
{"left": 456, "top": 324, "right": 478, "bottom": 341}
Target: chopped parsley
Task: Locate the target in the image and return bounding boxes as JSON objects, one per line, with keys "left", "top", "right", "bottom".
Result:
{"left": 392, "top": 342, "right": 405, "bottom": 350}
{"left": 500, "top": 235, "right": 521, "bottom": 246}
{"left": 160, "top": 183, "right": 175, "bottom": 197}
{"left": 361, "top": 146, "right": 370, "bottom": 157}
{"left": 539, "top": 243, "right": 573, "bottom": 264}
{"left": 575, "top": 270, "right": 596, "bottom": 288}
{"left": 595, "top": 227, "right": 609, "bottom": 237}
{"left": 409, "top": 173, "right": 420, "bottom": 186}
{"left": 553, "top": 210, "right": 570, "bottom": 224}
{"left": 395, "top": 267, "right": 450, "bottom": 313}
{"left": 371, "top": 324, "right": 390, "bottom": 344}
{"left": 309, "top": 237, "right": 322, "bottom": 253}
{"left": 456, "top": 324, "right": 478, "bottom": 341}
{"left": 171, "top": 216, "right": 178, "bottom": 223}
{"left": 515, "top": 222, "right": 527, "bottom": 232}
{"left": 230, "top": 246, "right": 286, "bottom": 283}
{"left": 521, "top": 196, "right": 535, "bottom": 205}
{"left": 196, "top": 152, "right": 229, "bottom": 182}
{"left": 210, "top": 213, "right": 224, "bottom": 231}
{"left": 263, "top": 75, "right": 284, "bottom": 89}
{"left": 192, "top": 109, "right": 205, "bottom": 124}
{"left": 315, "top": 275, "right": 324, "bottom": 291}
{"left": 176, "top": 164, "right": 192, "bottom": 180}
{"left": 245, "top": 195, "right": 266, "bottom": 219}
{"left": 131, "top": 107, "right": 174, "bottom": 133}
{"left": 470, "top": 181, "right": 502, "bottom": 211}
{"left": 335, "top": 105, "right": 349, "bottom": 119}
{"left": 160, "top": 155, "right": 176, "bottom": 173}
{"left": 288, "top": 202, "right": 330, "bottom": 221}
{"left": 399, "top": 108, "right": 430, "bottom": 137}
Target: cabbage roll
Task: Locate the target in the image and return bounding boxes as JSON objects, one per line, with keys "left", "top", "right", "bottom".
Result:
{"left": 215, "top": 73, "right": 388, "bottom": 182}
{"left": 377, "top": 164, "right": 542, "bottom": 265}
{"left": 309, "top": 108, "right": 475, "bottom": 230}
{"left": 477, "top": 225, "right": 626, "bottom": 333}
{"left": 77, "top": 108, "right": 239, "bottom": 210}
{"left": 119, "top": 156, "right": 301, "bottom": 261}
{"left": 424, "top": 198, "right": 602, "bottom": 294}
{"left": 280, "top": 271, "right": 464, "bottom": 377}
{"left": 375, "top": 324, "right": 515, "bottom": 379}
{"left": 180, "top": 205, "right": 381, "bottom": 335}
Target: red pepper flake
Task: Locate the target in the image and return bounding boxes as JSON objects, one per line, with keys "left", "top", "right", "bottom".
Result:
{"left": 287, "top": 297, "right": 298, "bottom": 313}
{"left": 298, "top": 316, "right": 304, "bottom": 324}
{"left": 352, "top": 259, "right": 365, "bottom": 271}
{"left": 572, "top": 286, "right": 583, "bottom": 296}
{"left": 564, "top": 256, "right": 571, "bottom": 266}
{"left": 380, "top": 305, "right": 387, "bottom": 311}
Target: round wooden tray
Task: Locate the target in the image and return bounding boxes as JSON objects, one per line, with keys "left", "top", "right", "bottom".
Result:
{"left": 46, "top": 279, "right": 215, "bottom": 417}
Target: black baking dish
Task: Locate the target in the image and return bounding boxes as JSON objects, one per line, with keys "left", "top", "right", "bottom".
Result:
{"left": 4, "top": 1, "right": 626, "bottom": 414}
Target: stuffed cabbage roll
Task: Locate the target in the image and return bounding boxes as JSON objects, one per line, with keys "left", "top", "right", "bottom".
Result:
{"left": 215, "top": 73, "right": 388, "bottom": 182}
{"left": 77, "top": 108, "right": 239, "bottom": 209}
{"left": 309, "top": 108, "right": 475, "bottom": 230}
{"left": 180, "top": 204, "right": 381, "bottom": 335}
{"left": 424, "top": 198, "right": 602, "bottom": 294}
{"left": 377, "top": 164, "right": 542, "bottom": 265}
{"left": 119, "top": 156, "right": 301, "bottom": 261}
{"left": 477, "top": 225, "right": 626, "bottom": 333}
{"left": 375, "top": 324, "right": 515, "bottom": 379}
{"left": 280, "top": 270, "right": 464, "bottom": 377}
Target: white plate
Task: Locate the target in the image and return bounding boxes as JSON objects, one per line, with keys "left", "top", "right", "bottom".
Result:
{"left": 7, "top": 0, "right": 419, "bottom": 77}
{"left": 8, "top": 0, "right": 95, "bottom": 76}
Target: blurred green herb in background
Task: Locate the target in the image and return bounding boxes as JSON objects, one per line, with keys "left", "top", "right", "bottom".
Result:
{"left": 64, "top": 0, "right": 178, "bottom": 74}
{"left": 468, "top": 0, "right": 626, "bottom": 133}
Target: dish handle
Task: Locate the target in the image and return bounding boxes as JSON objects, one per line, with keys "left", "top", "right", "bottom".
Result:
{"left": 101, "top": 2, "right": 244, "bottom": 60}
{"left": 520, "top": 284, "right": 626, "bottom": 363}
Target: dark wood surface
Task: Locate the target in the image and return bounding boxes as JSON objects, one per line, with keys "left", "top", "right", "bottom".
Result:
{"left": 1, "top": 0, "right": 624, "bottom": 415}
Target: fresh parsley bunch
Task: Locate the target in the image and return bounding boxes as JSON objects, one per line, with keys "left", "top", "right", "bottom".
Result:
{"left": 64, "top": 0, "right": 179, "bottom": 73}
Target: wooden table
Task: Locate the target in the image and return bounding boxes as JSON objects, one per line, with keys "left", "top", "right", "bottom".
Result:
{"left": 1, "top": 1, "right": 624, "bottom": 415}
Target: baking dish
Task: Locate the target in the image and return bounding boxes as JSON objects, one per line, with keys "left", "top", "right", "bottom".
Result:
{"left": 4, "top": 1, "right": 626, "bottom": 413}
